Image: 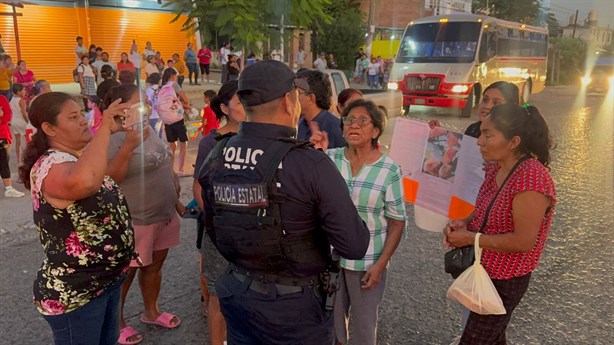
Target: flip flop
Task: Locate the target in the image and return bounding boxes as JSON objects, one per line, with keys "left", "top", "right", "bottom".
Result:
{"left": 140, "top": 312, "right": 181, "bottom": 329}
{"left": 118, "top": 326, "right": 143, "bottom": 345}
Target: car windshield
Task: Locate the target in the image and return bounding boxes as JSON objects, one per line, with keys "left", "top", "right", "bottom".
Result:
{"left": 396, "top": 22, "right": 481, "bottom": 63}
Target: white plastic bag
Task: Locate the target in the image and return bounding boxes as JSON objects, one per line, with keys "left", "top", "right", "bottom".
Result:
{"left": 446, "top": 233, "right": 506, "bottom": 315}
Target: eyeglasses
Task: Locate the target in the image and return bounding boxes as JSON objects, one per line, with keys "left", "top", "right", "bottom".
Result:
{"left": 342, "top": 117, "right": 372, "bottom": 127}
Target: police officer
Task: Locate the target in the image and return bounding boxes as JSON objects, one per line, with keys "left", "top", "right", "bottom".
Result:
{"left": 199, "top": 60, "right": 370, "bottom": 344}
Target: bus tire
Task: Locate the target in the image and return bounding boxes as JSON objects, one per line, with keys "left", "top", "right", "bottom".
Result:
{"left": 522, "top": 79, "right": 532, "bottom": 104}
{"left": 461, "top": 88, "right": 474, "bottom": 118}
{"left": 403, "top": 105, "right": 410, "bottom": 116}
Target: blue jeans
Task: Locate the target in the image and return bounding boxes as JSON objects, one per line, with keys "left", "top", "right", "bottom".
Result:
{"left": 43, "top": 279, "right": 123, "bottom": 345}
{"left": 215, "top": 270, "right": 333, "bottom": 345}
{"left": 187, "top": 63, "right": 199, "bottom": 83}
{"left": 368, "top": 74, "right": 379, "bottom": 89}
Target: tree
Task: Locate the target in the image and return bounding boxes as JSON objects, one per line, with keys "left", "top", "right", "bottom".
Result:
{"left": 312, "top": 0, "right": 366, "bottom": 70}
{"left": 472, "top": 0, "right": 553, "bottom": 26}
{"left": 164, "top": 0, "right": 332, "bottom": 54}
{"left": 550, "top": 37, "right": 587, "bottom": 84}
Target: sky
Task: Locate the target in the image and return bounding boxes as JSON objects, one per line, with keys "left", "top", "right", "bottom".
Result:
{"left": 544, "top": 0, "right": 614, "bottom": 28}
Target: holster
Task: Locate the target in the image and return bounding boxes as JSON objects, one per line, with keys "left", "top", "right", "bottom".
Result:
{"left": 319, "top": 252, "right": 340, "bottom": 311}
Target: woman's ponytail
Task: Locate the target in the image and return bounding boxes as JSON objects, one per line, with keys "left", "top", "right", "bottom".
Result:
{"left": 19, "top": 130, "right": 50, "bottom": 190}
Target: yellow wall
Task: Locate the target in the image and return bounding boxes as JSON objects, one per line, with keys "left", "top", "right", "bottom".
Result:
{"left": 0, "top": 4, "right": 195, "bottom": 83}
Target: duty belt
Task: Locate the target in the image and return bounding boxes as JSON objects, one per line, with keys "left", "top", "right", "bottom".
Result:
{"left": 228, "top": 263, "right": 319, "bottom": 286}
{"left": 230, "top": 270, "right": 304, "bottom": 295}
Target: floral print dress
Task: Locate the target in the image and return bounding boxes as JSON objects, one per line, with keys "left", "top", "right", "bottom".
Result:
{"left": 30, "top": 150, "right": 136, "bottom": 315}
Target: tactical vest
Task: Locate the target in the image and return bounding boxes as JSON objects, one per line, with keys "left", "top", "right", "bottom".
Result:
{"left": 201, "top": 136, "right": 325, "bottom": 285}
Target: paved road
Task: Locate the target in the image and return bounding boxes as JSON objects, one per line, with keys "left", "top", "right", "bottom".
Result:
{"left": 0, "top": 86, "right": 612, "bottom": 344}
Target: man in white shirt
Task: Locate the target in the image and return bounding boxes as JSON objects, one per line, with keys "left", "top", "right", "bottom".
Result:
{"left": 142, "top": 41, "right": 156, "bottom": 62}
{"left": 75, "top": 36, "right": 87, "bottom": 65}
{"left": 91, "top": 51, "right": 117, "bottom": 85}
{"left": 313, "top": 52, "right": 327, "bottom": 71}
{"left": 271, "top": 49, "right": 282, "bottom": 61}
{"left": 220, "top": 41, "right": 231, "bottom": 83}
{"left": 295, "top": 48, "right": 306, "bottom": 68}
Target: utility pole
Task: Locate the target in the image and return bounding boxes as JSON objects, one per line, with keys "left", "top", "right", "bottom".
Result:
{"left": 572, "top": 9, "right": 579, "bottom": 38}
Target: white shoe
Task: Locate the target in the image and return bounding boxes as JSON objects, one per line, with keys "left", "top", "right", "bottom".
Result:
{"left": 4, "top": 186, "right": 25, "bottom": 198}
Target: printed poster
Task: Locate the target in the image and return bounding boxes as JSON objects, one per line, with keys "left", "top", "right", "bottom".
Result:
{"left": 389, "top": 117, "right": 485, "bottom": 227}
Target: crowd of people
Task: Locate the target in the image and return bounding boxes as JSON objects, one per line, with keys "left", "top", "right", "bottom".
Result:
{"left": 0, "top": 35, "right": 558, "bottom": 345}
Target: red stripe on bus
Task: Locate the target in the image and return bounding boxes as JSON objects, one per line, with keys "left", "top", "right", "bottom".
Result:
{"left": 496, "top": 57, "right": 547, "bottom": 61}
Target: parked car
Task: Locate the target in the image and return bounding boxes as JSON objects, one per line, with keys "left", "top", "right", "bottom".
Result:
{"left": 323, "top": 69, "right": 403, "bottom": 118}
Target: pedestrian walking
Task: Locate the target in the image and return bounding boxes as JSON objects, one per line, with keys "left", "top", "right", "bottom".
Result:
{"left": 144, "top": 73, "right": 163, "bottom": 138}
{"left": 184, "top": 42, "right": 200, "bottom": 85}
{"left": 0, "top": 93, "right": 24, "bottom": 198}
{"left": 158, "top": 68, "right": 189, "bottom": 175}
{"left": 226, "top": 54, "right": 240, "bottom": 81}
{"left": 366, "top": 58, "right": 380, "bottom": 89}
{"left": 444, "top": 103, "right": 556, "bottom": 345}
{"left": 197, "top": 60, "right": 370, "bottom": 345}
{"left": 103, "top": 84, "right": 182, "bottom": 345}
{"left": 192, "top": 81, "right": 247, "bottom": 345}
{"left": 18, "top": 92, "right": 135, "bottom": 344}
{"left": 198, "top": 44, "right": 212, "bottom": 84}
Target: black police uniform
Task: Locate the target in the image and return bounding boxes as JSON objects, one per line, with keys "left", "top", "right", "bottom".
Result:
{"left": 199, "top": 121, "right": 370, "bottom": 345}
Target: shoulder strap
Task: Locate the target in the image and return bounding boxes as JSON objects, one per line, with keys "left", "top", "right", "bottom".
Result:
{"left": 478, "top": 155, "right": 531, "bottom": 232}
{"left": 255, "top": 139, "right": 309, "bottom": 183}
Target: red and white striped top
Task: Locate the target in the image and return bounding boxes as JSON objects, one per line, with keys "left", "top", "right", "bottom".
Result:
{"left": 469, "top": 158, "right": 556, "bottom": 280}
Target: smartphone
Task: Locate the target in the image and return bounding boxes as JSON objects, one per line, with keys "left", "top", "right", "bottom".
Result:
{"left": 123, "top": 103, "right": 147, "bottom": 129}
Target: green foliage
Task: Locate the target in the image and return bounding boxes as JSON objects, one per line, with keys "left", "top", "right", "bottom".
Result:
{"left": 472, "top": 0, "right": 553, "bottom": 26}
{"left": 312, "top": 0, "right": 366, "bottom": 70}
{"left": 164, "top": 0, "right": 332, "bottom": 54}
{"left": 550, "top": 37, "right": 587, "bottom": 84}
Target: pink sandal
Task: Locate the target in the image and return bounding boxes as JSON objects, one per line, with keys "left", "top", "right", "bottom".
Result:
{"left": 118, "top": 326, "right": 143, "bottom": 345}
{"left": 140, "top": 312, "right": 181, "bottom": 329}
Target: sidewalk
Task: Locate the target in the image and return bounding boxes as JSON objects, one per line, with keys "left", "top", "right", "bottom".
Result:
{"left": 51, "top": 70, "right": 226, "bottom": 103}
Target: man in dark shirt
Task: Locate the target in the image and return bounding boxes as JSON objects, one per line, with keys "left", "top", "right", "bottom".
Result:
{"left": 199, "top": 60, "right": 369, "bottom": 345}
{"left": 296, "top": 69, "right": 346, "bottom": 148}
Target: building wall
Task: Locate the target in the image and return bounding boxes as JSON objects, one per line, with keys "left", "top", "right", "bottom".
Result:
{"left": 562, "top": 26, "right": 613, "bottom": 50}
{"left": 0, "top": 1, "right": 195, "bottom": 83}
{"left": 359, "top": 0, "right": 425, "bottom": 29}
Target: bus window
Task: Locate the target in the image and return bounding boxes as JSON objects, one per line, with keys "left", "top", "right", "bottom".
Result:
{"left": 479, "top": 30, "right": 496, "bottom": 63}
{"left": 396, "top": 22, "right": 482, "bottom": 63}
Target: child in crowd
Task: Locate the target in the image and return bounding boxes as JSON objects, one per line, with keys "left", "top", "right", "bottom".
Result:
{"left": 9, "top": 84, "right": 28, "bottom": 165}
{"left": 199, "top": 89, "right": 219, "bottom": 137}
{"left": 85, "top": 95, "right": 102, "bottom": 134}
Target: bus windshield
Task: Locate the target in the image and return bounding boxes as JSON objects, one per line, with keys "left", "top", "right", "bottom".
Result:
{"left": 396, "top": 22, "right": 482, "bottom": 63}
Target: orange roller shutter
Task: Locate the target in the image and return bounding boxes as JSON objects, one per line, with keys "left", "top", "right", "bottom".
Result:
{"left": 88, "top": 8, "right": 196, "bottom": 71}
{"left": 1, "top": 4, "right": 81, "bottom": 83}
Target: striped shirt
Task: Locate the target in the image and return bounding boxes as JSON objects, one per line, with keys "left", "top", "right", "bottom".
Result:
{"left": 327, "top": 148, "right": 406, "bottom": 271}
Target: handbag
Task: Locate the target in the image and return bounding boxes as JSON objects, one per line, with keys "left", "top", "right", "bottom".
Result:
{"left": 444, "top": 156, "right": 530, "bottom": 278}
{"left": 446, "top": 233, "right": 506, "bottom": 315}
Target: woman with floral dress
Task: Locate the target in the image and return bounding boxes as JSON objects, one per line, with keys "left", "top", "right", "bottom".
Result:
{"left": 18, "top": 92, "right": 136, "bottom": 345}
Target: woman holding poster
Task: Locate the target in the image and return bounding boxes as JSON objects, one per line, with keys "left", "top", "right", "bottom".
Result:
{"left": 444, "top": 104, "right": 556, "bottom": 345}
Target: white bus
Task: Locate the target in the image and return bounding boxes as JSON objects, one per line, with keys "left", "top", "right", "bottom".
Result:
{"left": 388, "top": 14, "right": 548, "bottom": 117}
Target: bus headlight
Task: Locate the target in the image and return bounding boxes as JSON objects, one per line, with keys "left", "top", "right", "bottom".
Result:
{"left": 581, "top": 76, "right": 592, "bottom": 85}
{"left": 387, "top": 82, "right": 399, "bottom": 90}
{"left": 451, "top": 85, "right": 469, "bottom": 93}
